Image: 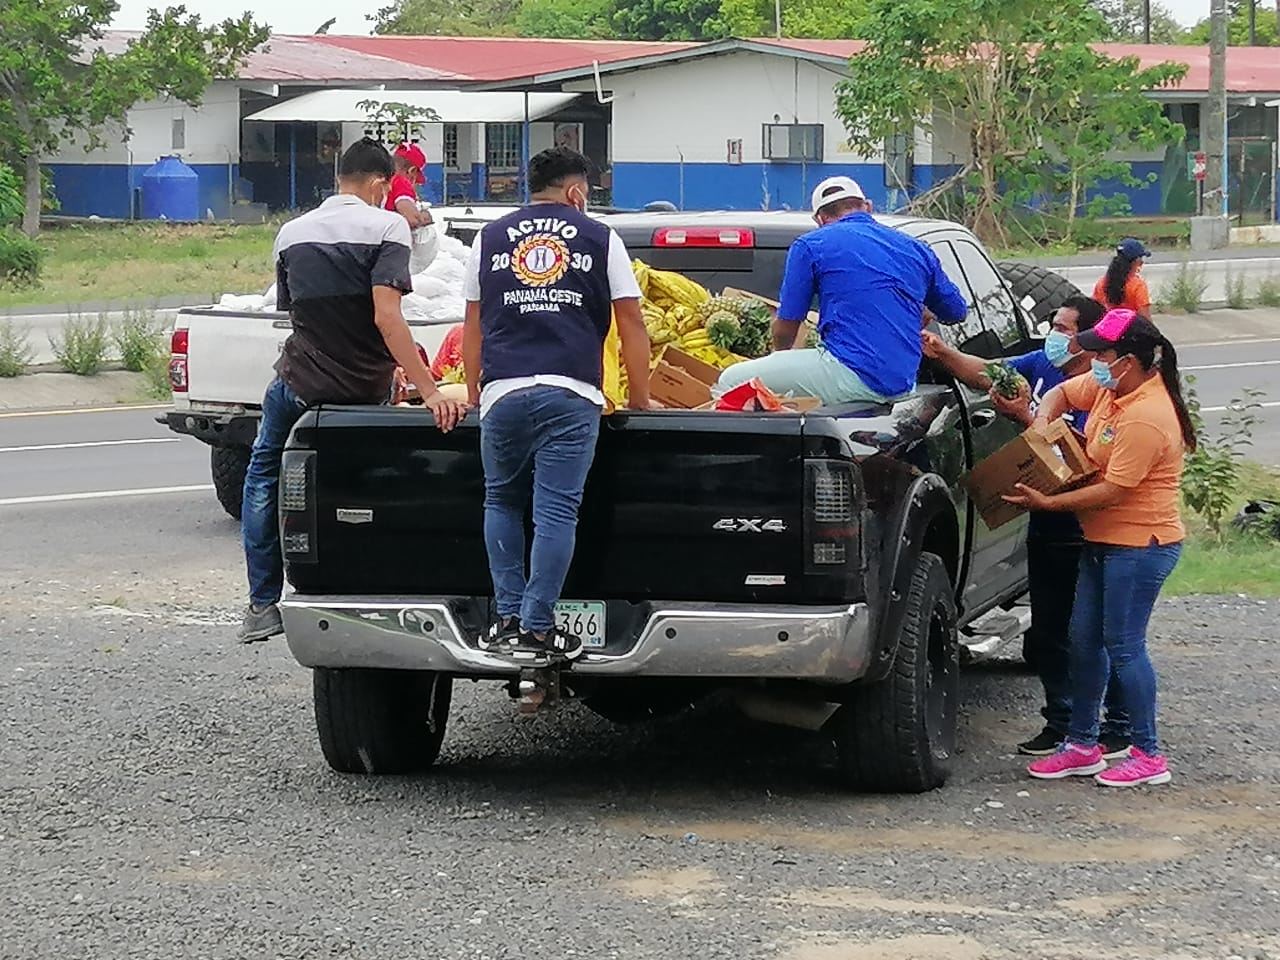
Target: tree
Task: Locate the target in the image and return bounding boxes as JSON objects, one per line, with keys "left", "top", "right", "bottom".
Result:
{"left": 1183, "top": 6, "right": 1280, "bottom": 44}
{"left": 834, "top": 0, "right": 1187, "bottom": 246}
{"left": 1090, "top": 0, "right": 1184, "bottom": 43}
{"left": 0, "top": 3, "right": 268, "bottom": 236}
{"left": 717, "top": 0, "right": 865, "bottom": 37}
{"left": 515, "top": 0, "right": 614, "bottom": 37}
{"left": 609, "top": 0, "right": 726, "bottom": 40}
{"left": 371, "top": 0, "right": 521, "bottom": 35}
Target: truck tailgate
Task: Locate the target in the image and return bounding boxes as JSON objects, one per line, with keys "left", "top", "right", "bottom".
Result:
{"left": 287, "top": 407, "right": 815, "bottom": 605}
{"left": 185, "top": 309, "right": 290, "bottom": 407}
{"left": 178, "top": 308, "right": 458, "bottom": 408}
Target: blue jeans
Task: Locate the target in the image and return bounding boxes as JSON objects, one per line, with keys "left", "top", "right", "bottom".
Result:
{"left": 716, "top": 345, "right": 898, "bottom": 405}
{"left": 1068, "top": 540, "right": 1182, "bottom": 755}
{"left": 480, "top": 386, "right": 601, "bottom": 634}
{"left": 1027, "top": 538, "right": 1128, "bottom": 739}
{"left": 242, "top": 377, "right": 308, "bottom": 607}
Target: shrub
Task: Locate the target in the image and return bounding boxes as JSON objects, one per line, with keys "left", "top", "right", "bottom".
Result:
{"left": 1181, "top": 374, "right": 1265, "bottom": 539}
{"left": 1225, "top": 270, "right": 1249, "bottom": 310}
{"left": 0, "top": 164, "right": 22, "bottom": 227}
{"left": 1159, "top": 261, "right": 1209, "bottom": 313}
{"left": 51, "top": 314, "right": 110, "bottom": 376}
{"left": 1256, "top": 274, "right": 1280, "bottom": 307}
{"left": 0, "top": 319, "right": 34, "bottom": 377}
{"left": 114, "top": 308, "right": 165, "bottom": 372}
{"left": 141, "top": 343, "right": 172, "bottom": 399}
{"left": 0, "top": 227, "right": 43, "bottom": 287}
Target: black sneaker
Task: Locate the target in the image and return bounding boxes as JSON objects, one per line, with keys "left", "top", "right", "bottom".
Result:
{"left": 541, "top": 627, "right": 585, "bottom": 662}
{"left": 480, "top": 616, "right": 538, "bottom": 655}
{"left": 1099, "top": 734, "right": 1133, "bottom": 760}
{"left": 1017, "top": 727, "right": 1063, "bottom": 756}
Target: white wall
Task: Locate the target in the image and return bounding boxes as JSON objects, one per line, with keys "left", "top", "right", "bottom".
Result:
{"left": 45, "top": 80, "right": 241, "bottom": 167}
{"left": 568, "top": 51, "right": 884, "bottom": 166}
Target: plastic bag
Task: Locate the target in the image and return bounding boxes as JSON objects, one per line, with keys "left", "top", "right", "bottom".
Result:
{"left": 431, "top": 323, "right": 465, "bottom": 379}
{"left": 409, "top": 223, "right": 441, "bottom": 274}
{"left": 715, "top": 378, "right": 783, "bottom": 412}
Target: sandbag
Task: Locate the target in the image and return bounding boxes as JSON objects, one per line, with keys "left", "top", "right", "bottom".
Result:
{"left": 409, "top": 223, "right": 441, "bottom": 274}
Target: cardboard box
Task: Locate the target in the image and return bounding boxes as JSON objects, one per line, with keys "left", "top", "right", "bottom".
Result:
{"left": 961, "top": 419, "right": 1096, "bottom": 530}
{"left": 649, "top": 346, "right": 722, "bottom": 409}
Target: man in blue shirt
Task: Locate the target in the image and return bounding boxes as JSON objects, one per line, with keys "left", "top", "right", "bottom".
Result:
{"left": 717, "top": 176, "right": 968, "bottom": 404}
{"left": 923, "top": 295, "right": 1131, "bottom": 759}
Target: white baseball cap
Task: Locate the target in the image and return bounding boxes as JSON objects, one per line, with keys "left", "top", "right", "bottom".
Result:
{"left": 811, "top": 176, "right": 866, "bottom": 214}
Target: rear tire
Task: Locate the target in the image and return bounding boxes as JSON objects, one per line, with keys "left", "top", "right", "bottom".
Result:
{"left": 827, "top": 552, "right": 959, "bottom": 793}
{"left": 313, "top": 668, "right": 452, "bottom": 774}
{"left": 210, "top": 444, "right": 251, "bottom": 521}
{"left": 997, "top": 261, "right": 1082, "bottom": 325}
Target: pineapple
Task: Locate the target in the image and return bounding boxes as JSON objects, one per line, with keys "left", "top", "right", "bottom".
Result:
{"left": 705, "top": 311, "right": 742, "bottom": 350}
{"left": 985, "top": 362, "right": 1029, "bottom": 400}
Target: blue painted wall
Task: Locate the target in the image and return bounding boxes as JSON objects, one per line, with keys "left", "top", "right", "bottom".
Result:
{"left": 45, "top": 163, "right": 239, "bottom": 220}
{"left": 613, "top": 161, "right": 894, "bottom": 212}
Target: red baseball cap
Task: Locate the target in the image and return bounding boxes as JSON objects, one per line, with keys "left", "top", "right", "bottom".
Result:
{"left": 394, "top": 143, "right": 427, "bottom": 184}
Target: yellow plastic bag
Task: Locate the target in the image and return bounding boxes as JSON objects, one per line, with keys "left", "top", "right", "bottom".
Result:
{"left": 602, "top": 308, "right": 625, "bottom": 414}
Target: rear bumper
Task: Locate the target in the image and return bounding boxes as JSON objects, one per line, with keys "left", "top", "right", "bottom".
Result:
{"left": 157, "top": 409, "right": 260, "bottom": 447}
{"left": 280, "top": 596, "right": 873, "bottom": 683}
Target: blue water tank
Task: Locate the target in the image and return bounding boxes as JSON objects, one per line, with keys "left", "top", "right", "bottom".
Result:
{"left": 141, "top": 155, "right": 200, "bottom": 222}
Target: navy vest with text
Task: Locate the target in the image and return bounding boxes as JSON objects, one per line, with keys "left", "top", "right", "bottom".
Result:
{"left": 477, "top": 204, "right": 613, "bottom": 389}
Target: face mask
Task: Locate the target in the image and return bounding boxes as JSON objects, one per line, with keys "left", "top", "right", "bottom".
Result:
{"left": 1091, "top": 357, "right": 1123, "bottom": 391}
{"left": 1043, "top": 331, "right": 1075, "bottom": 368}
{"left": 570, "top": 186, "right": 588, "bottom": 214}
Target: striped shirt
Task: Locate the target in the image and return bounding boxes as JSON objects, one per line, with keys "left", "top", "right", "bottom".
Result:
{"left": 274, "top": 194, "right": 413, "bottom": 404}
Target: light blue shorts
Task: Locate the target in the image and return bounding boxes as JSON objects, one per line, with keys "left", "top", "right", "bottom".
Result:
{"left": 716, "top": 346, "right": 907, "bottom": 405}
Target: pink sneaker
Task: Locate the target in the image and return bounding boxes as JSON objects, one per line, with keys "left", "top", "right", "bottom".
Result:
{"left": 1094, "top": 748, "right": 1172, "bottom": 787}
{"left": 1027, "top": 742, "right": 1108, "bottom": 780}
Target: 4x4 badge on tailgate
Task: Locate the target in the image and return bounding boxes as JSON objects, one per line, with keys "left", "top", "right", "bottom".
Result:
{"left": 336, "top": 508, "right": 374, "bottom": 524}
{"left": 713, "top": 518, "right": 787, "bottom": 534}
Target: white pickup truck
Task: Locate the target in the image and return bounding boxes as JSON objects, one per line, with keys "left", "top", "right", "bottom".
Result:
{"left": 155, "top": 204, "right": 517, "bottom": 519}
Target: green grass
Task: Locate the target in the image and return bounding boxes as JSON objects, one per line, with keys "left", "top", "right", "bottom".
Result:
{"left": 1167, "top": 462, "right": 1280, "bottom": 596}
{"left": 0, "top": 221, "right": 277, "bottom": 308}
{"left": 993, "top": 217, "right": 1191, "bottom": 260}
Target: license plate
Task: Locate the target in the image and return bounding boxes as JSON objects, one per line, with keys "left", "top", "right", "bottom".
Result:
{"left": 553, "top": 600, "right": 606, "bottom": 649}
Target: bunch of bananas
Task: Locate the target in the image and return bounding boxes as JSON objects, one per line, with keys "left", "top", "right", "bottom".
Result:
{"left": 632, "top": 260, "right": 747, "bottom": 371}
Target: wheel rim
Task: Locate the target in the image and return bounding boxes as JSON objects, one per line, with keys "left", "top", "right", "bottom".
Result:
{"left": 924, "top": 603, "right": 958, "bottom": 763}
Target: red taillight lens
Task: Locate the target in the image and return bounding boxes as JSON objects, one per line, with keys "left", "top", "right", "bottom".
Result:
{"left": 169, "top": 328, "right": 189, "bottom": 393}
{"left": 652, "top": 227, "right": 755, "bottom": 248}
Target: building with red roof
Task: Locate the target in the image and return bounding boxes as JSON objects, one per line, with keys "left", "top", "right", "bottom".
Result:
{"left": 42, "top": 33, "right": 1280, "bottom": 222}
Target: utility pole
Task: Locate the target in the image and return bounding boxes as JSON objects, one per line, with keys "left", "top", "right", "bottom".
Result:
{"left": 1250, "top": 0, "right": 1258, "bottom": 44}
{"left": 1208, "top": 0, "right": 1229, "bottom": 220}
{"left": 1143, "top": 0, "right": 1151, "bottom": 43}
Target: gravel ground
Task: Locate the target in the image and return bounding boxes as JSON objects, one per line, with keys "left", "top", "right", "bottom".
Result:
{"left": 1, "top": 496, "right": 1278, "bottom": 960}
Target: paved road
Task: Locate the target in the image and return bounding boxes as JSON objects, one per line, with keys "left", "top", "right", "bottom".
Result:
{"left": 0, "top": 406, "right": 210, "bottom": 504}
{"left": 1054, "top": 257, "right": 1280, "bottom": 306}
{"left": 1, "top": 454, "right": 1278, "bottom": 958}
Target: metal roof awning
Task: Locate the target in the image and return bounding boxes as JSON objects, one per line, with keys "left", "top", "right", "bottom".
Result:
{"left": 245, "top": 89, "right": 580, "bottom": 124}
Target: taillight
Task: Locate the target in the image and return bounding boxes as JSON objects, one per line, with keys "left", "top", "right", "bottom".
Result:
{"left": 169, "top": 328, "right": 189, "bottom": 393}
{"left": 804, "top": 459, "right": 862, "bottom": 584}
{"left": 652, "top": 227, "right": 755, "bottom": 248}
{"left": 280, "top": 450, "right": 316, "bottom": 564}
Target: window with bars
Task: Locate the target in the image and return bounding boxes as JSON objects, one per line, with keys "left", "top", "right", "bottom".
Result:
{"left": 486, "top": 123, "right": 522, "bottom": 171}
{"left": 443, "top": 124, "right": 459, "bottom": 170}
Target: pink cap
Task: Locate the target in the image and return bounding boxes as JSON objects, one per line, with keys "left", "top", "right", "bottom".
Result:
{"left": 1077, "top": 308, "right": 1137, "bottom": 351}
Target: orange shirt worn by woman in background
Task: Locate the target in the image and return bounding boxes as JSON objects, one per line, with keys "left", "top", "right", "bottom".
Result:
{"left": 1093, "top": 237, "right": 1152, "bottom": 320}
{"left": 1003, "top": 308, "right": 1195, "bottom": 789}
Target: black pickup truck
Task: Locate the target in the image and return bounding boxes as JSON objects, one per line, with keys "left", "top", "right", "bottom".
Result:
{"left": 278, "top": 211, "right": 1077, "bottom": 793}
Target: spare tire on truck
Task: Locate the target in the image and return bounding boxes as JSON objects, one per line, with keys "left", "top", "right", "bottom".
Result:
{"left": 211, "top": 444, "right": 251, "bottom": 521}
{"left": 997, "top": 262, "right": 1082, "bottom": 325}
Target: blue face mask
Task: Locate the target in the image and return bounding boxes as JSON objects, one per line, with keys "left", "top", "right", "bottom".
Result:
{"left": 1043, "top": 331, "right": 1075, "bottom": 368}
{"left": 1091, "top": 357, "right": 1122, "bottom": 391}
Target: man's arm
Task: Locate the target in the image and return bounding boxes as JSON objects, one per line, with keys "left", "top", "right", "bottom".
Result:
{"left": 371, "top": 219, "right": 465, "bottom": 431}
{"left": 461, "top": 235, "right": 483, "bottom": 406}
{"left": 395, "top": 197, "right": 431, "bottom": 228}
{"left": 921, "top": 330, "right": 990, "bottom": 390}
{"left": 921, "top": 245, "right": 968, "bottom": 325}
{"left": 773, "top": 239, "right": 815, "bottom": 351}
{"left": 604, "top": 229, "right": 654, "bottom": 408}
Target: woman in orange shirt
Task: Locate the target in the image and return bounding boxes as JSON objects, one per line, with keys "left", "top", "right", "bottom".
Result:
{"left": 1093, "top": 237, "right": 1152, "bottom": 319}
{"left": 1003, "top": 308, "right": 1195, "bottom": 788}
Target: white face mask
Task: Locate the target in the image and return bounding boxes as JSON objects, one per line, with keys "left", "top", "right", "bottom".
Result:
{"left": 569, "top": 185, "right": 588, "bottom": 214}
